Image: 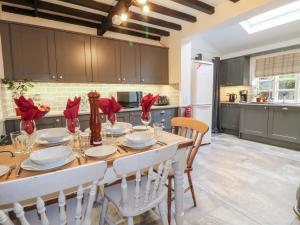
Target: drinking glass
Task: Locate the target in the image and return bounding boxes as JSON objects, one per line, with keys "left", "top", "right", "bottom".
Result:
{"left": 79, "top": 132, "right": 90, "bottom": 151}
{"left": 10, "top": 131, "right": 27, "bottom": 154}
{"left": 153, "top": 122, "right": 163, "bottom": 139}
{"left": 106, "top": 114, "right": 117, "bottom": 130}
{"left": 141, "top": 112, "right": 151, "bottom": 129}
{"left": 20, "top": 120, "right": 36, "bottom": 153}
{"left": 101, "top": 130, "right": 114, "bottom": 146}
{"left": 66, "top": 118, "right": 80, "bottom": 151}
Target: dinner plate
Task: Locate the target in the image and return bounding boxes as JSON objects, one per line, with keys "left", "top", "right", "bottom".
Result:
{"left": 37, "top": 128, "right": 69, "bottom": 143}
{"left": 85, "top": 145, "right": 117, "bottom": 158}
{"left": 122, "top": 138, "right": 156, "bottom": 149}
{"left": 21, "top": 153, "right": 76, "bottom": 171}
{"left": 0, "top": 165, "right": 9, "bottom": 177}
{"left": 125, "top": 131, "right": 154, "bottom": 144}
{"left": 132, "top": 125, "right": 151, "bottom": 131}
{"left": 85, "top": 122, "right": 132, "bottom": 136}
{"left": 30, "top": 146, "right": 73, "bottom": 165}
{"left": 35, "top": 136, "right": 72, "bottom": 146}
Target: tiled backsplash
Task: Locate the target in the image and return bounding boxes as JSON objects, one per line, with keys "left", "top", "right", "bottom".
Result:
{"left": 220, "top": 86, "right": 253, "bottom": 103}
{"left": 1, "top": 83, "right": 179, "bottom": 118}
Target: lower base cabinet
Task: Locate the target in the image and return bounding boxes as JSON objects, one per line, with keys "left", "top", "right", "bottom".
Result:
{"left": 221, "top": 104, "right": 240, "bottom": 131}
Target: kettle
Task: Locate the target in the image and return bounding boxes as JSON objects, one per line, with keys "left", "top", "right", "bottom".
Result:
{"left": 228, "top": 93, "right": 237, "bottom": 102}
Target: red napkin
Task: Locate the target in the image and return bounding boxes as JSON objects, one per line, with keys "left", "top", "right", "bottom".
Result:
{"left": 141, "top": 93, "right": 159, "bottom": 120}
{"left": 14, "top": 96, "right": 47, "bottom": 134}
{"left": 64, "top": 97, "right": 81, "bottom": 133}
{"left": 99, "top": 97, "right": 123, "bottom": 125}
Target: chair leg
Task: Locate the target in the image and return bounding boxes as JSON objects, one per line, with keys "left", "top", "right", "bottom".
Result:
{"left": 128, "top": 217, "right": 134, "bottom": 225}
{"left": 99, "top": 197, "right": 108, "bottom": 225}
{"left": 167, "top": 177, "right": 172, "bottom": 225}
{"left": 158, "top": 202, "right": 169, "bottom": 225}
{"left": 187, "top": 171, "right": 197, "bottom": 207}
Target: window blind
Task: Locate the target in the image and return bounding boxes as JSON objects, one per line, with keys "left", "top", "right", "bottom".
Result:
{"left": 255, "top": 52, "right": 300, "bottom": 77}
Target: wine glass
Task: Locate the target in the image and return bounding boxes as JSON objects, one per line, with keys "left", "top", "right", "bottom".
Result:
{"left": 141, "top": 112, "right": 151, "bottom": 129}
{"left": 20, "top": 120, "right": 36, "bottom": 153}
{"left": 66, "top": 118, "right": 80, "bottom": 151}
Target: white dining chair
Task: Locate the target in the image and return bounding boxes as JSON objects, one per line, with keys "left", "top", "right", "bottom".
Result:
{"left": 100, "top": 143, "right": 178, "bottom": 225}
{"left": 0, "top": 161, "right": 107, "bottom": 225}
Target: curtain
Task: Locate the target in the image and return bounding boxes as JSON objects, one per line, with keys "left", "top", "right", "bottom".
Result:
{"left": 212, "top": 57, "right": 221, "bottom": 133}
{"left": 255, "top": 52, "right": 300, "bottom": 77}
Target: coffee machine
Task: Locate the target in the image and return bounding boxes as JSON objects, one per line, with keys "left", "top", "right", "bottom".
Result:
{"left": 239, "top": 90, "right": 248, "bottom": 102}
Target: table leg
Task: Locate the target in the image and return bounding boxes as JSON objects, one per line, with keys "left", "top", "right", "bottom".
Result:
{"left": 172, "top": 152, "right": 185, "bottom": 225}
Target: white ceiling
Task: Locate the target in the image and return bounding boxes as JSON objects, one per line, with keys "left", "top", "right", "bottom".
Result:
{"left": 191, "top": 0, "right": 300, "bottom": 58}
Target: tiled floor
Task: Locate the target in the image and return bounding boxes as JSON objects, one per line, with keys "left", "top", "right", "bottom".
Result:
{"left": 95, "top": 134, "right": 300, "bottom": 225}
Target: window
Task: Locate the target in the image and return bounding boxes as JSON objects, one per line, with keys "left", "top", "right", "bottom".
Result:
{"left": 255, "top": 74, "right": 299, "bottom": 103}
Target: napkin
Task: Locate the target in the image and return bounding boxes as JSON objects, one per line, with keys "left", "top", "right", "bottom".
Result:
{"left": 99, "top": 97, "right": 123, "bottom": 125}
{"left": 141, "top": 93, "right": 159, "bottom": 120}
{"left": 14, "top": 96, "right": 47, "bottom": 134}
{"left": 64, "top": 97, "right": 81, "bottom": 133}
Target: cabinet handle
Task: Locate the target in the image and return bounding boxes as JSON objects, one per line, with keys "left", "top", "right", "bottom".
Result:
{"left": 161, "top": 119, "right": 165, "bottom": 123}
{"left": 141, "top": 79, "right": 145, "bottom": 82}
{"left": 160, "top": 110, "right": 165, "bottom": 114}
{"left": 264, "top": 107, "right": 267, "bottom": 110}
{"left": 51, "top": 75, "right": 56, "bottom": 80}
{"left": 123, "top": 77, "right": 126, "bottom": 81}
{"left": 55, "top": 118, "right": 60, "bottom": 123}
{"left": 59, "top": 75, "right": 63, "bottom": 79}
{"left": 282, "top": 107, "right": 289, "bottom": 111}
{"left": 118, "top": 77, "right": 121, "bottom": 81}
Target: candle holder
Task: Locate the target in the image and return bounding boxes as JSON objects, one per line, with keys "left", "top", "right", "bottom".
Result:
{"left": 88, "top": 91, "right": 102, "bottom": 146}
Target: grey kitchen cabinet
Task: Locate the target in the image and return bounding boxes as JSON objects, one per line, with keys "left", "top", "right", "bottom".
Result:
{"left": 128, "top": 111, "right": 142, "bottom": 126}
{"left": 10, "top": 24, "right": 57, "bottom": 81}
{"left": 221, "top": 104, "right": 240, "bottom": 131}
{"left": 0, "top": 22, "right": 13, "bottom": 80}
{"left": 91, "top": 37, "right": 121, "bottom": 83}
{"left": 116, "top": 112, "right": 130, "bottom": 123}
{"left": 140, "top": 45, "right": 169, "bottom": 84}
{"left": 152, "top": 108, "right": 178, "bottom": 131}
{"left": 240, "top": 105, "right": 269, "bottom": 137}
{"left": 55, "top": 31, "right": 92, "bottom": 82}
{"left": 220, "top": 56, "right": 250, "bottom": 86}
{"left": 268, "top": 106, "right": 300, "bottom": 143}
{"left": 35, "top": 117, "right": 64, "bottom": 129}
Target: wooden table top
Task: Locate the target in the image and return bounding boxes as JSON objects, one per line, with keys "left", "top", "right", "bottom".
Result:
{"left": 0, "top": 131, "right": 193, "bottom": 183}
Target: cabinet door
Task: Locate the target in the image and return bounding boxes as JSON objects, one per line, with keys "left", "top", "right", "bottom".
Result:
{"left": 120, "top": 41, "right": 140, "bottom": 83}
{"left": 77, "top": 114, "right": 90, "bottom": 131}
{"left": 35, "top": 117, "right": 63, "bottom": 129}
{"left": 268, "top": 106, "right": 300, "bottom": 143}
{"left": 227, "top": 58, "right": 241, "bottom": 85}
{"left": 91, "top": 37, "right": 120, "bottom": 83}
{"left": 140, "top": 45, "right": 168, "bottom": 84}
{"left": 55, "top": 31, "right": 92, "bottom": 82}
{"left": 240, "top": 105, "right": 268, "bottom": 137}
{"left": 229, "top": 104, "right": 240, "bottom": 130}
{"left": 116, "top": 112, "right": 130, "bottom": 123}
{"left": 220, "top": 61, "right": 228, "bottom": 86}
{"left": 11, "top": 24, "right": 56, "bottom": 81}
{"left": 129, "top": 111, "right": 142, "bottom": 126}
{"left": 220, "top": 104, "right": 230, "bottom": 129}
{"left": 0, "top": 22, "right": 13, "bottom": 79}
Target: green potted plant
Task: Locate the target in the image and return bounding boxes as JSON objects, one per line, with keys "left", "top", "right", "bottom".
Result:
{"left": 1, "top": 78, "right": 34, "bottom": 116}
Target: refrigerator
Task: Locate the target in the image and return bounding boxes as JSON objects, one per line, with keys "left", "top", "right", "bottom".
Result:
{"left": 191, "top": 60, "right": 214, "bottom": 144}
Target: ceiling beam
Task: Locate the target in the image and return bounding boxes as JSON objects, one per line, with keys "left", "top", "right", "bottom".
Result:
{"left": 121, "top": 21, "right": 170, "bottom": 36}
{"left": 109, "top": 26, "right": 160, "bottom": 41}
{"left": 131, "top": 1, "right": 197, "bottom": 22}
{"left": 58, "top": 0, "right": 113, "bottom": 13}
{"left": 169, "top": 0, "right": 214, "bottom": 14}
{"left": 98, "top": 0, "right": 132, "bottom": 36}
{"left": 229, "top": 0, "right": 240, "bottom": 2}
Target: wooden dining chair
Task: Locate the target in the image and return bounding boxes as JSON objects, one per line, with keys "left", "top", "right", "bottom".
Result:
{"left": 0, "top": 161, "right": 107, "bottom": 225}
{"left": 167, "top": 117, "right": 209, "bottom": 223}
{"left": 100, "top": 143, "right": 178, "bottom": 225}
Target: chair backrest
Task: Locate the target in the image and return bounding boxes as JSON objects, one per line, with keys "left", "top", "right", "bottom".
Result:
{"left": 113, "top": 144, "right": 178, "bottom": 210}
{"left": 0, "top": 161, "right": 107, "bottom": 225}
{"left": 171, "top": 117, "right": 209, "bottom": 169}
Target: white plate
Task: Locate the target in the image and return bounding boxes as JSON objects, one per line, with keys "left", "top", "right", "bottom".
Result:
{"left": 125, "top": 131, "right": 154, "bottom": 144}
{"left": 21, "top": 153, "right": 76, "bottom": 171}
{"left": 122, "top": 138, "right": 156, "bottom": 149}
{"left": 85, "top": 145, "right": 117, "bottom": 158}
{"left": 0, "top": 165, "right": 9, "bottom": 177}
{"left": 85, "top": 122, "right": 132, "bottom": 136}
{"left": 37, "top": 128, "right": 69, "bottom": 143}
{"left": 30, "top": 146, "right": 73, "bottom": 165}
{"left": 35, "top": 136, "right": 72, "bottom": 146}
{"left": 132, "top": 125, "right": 151, "bottom": 131}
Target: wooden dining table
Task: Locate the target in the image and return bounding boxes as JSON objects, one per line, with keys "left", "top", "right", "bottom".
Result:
{"left": 0, "top": 131, "right": 193, "bottom": 225}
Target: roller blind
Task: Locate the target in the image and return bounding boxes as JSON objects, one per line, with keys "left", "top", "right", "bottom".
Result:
{"left": 255, "top": 52, "right": 300, "bottom": 77}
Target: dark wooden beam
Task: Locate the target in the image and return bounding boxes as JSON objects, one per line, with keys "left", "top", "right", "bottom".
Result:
{"left": 121, "top": 21, "right": 170, "bottom": 36}
{"left": 229, "top": 0, "right": 240, "bottom": 2}
{"left": 109, "top": 26, "right": 160, "bottom": 41}
{"left": 170, "top": 0, "right": 215, "bottom": 14}
{"left": 58, "top": 0, "right": 113, "bottom": 13}
{"left": 131, "top": 1, "right": 197, "bottom": 22}
{"left": 98, "top": 0, "right": 132, "bottom": 36}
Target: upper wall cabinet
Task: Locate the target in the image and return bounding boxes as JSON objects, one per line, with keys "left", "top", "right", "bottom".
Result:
{"left": 91, "top": 37, "right": 120, "bottom": 83}
{"left": 140, "top": 45, "right": 169, "bottom": 84}
{"left": 220, "top": 56, "right": 250, "bottom": 86}
{"left": 55, "top": 31, "right": 92, "bottom": 82}
{"left": 10, "top": 24, "right": 57, "bottom": 81}
{"left": 0, "top": 22, "right": 13, "bottom": 79}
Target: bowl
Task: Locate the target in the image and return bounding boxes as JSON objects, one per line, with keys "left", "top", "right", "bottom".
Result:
{"left": 38, "top": 128, "right": 69, "bottom": 143}
{"left": 30, "top": 146, "right": 72, "bottom": 165}
{"left": 125, "top": 131, "right": 154, "bottom": 144}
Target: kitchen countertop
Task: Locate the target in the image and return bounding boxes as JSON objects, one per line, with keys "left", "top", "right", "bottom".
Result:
{"left": 221, "top": 102, "right": 300, "bottom": 107}
{"left": 4, "top": 105, "right": 179, "bottom": 121}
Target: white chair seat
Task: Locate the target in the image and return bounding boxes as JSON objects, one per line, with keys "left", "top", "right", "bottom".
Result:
{"left": 105, "top": 176, "right": 165, "bottom": 217}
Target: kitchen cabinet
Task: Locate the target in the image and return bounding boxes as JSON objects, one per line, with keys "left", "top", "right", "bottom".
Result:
{"left": 221, "top": 104, "right": 240, "bottom": 131}
{"left": 140, "top": 45, "right": 169, "bottom": 84}
{"left": 220, "top": 56, "right": 249, "bottom": 86}
{"left": 35, "top": 117, "right": 63, "bottom": 129}
{"left": 91, "top": 37, "right": 120, "bottom": 83}
{"left": 10, "top": 24, "right": 57, "bottom": 81}
{"left": 0, "top": 22, "right": 13, "bottom": 80}
{"left": 128, "top": 111, "right": 142, "bottom": 126}
{"left": 152, "top": 108, "right": 178, "bottom": 131}
{"left": 119, "top": 41, "right": 141, "bottom": 83}
{"left": 240, "top": 105, "right": 269, "bottom": 137}
{"left": 268, "top": 106, "right": 300, "bottom": 143}
{"left": 116, "top": 112, "right": 130, "bottom": 123}
{"left": 55, "top": 31, "right": 92, "bottom": 82}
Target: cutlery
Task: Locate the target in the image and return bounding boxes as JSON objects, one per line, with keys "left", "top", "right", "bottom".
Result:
{"left": 117, "top": 145, "right": 128, "bottom": 153}
{"left": 15, "top": 164, "right": 22, "bottom": 177}
{"left": 81, "top": 152, "right": 88, "bottom": 163}
{"left": 6, "top": 165, "right": 16, "bottom": 180}
{"left": 76, "top": 155, "right": 81, "bottom": 165}
{"left": 157, "top": 140, "right": 167, "bottom": 146}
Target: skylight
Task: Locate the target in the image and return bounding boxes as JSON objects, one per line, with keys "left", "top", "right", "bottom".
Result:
{"left": 240, "top": 0, "right": 300, "bottom": 34}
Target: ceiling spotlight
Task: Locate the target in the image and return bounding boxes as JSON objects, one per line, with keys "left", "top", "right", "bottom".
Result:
{"left": 112, "top": 15, "right": 122, "bottom": 25}
{"left": 137, "top": 0, "right": 147, "bottom": 4}
{"left": 120, "top": 13, "right": 128, "bottom": 22}
{"left": 143, "top": 5, "right": 150, "bottom": 13}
